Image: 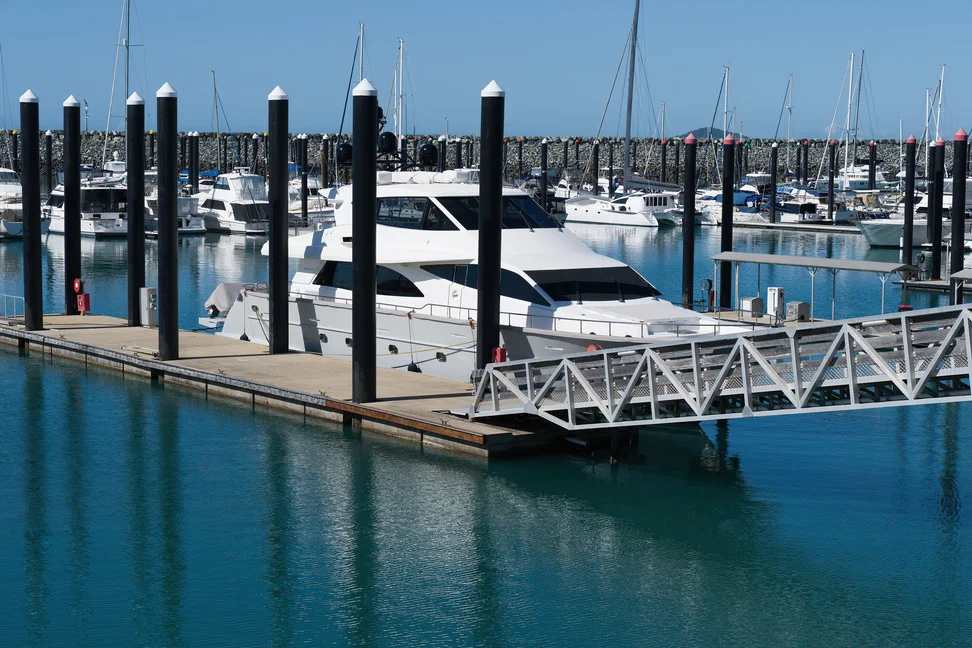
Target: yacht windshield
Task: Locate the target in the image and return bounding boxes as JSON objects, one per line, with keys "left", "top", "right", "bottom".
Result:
{"left": 0, "top": 171, "right": 19, "bottom": 183}
{"left": 437, "top": 196, "right": 560, "bottom": 230}
{"left": 230, "top": 176, "right": 267, "bottom": 200}
{"left": 528, "top": 266, "right": 661, "bottom": 302}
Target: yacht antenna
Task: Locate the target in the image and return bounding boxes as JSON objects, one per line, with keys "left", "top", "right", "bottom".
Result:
{"left": 621, "top": 0, "right": 640, "bottom": 191}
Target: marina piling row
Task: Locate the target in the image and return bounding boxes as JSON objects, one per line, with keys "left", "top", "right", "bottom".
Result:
{"left": 20, "top": 91, "right": 41, "bottom": 331}
{"left": 769, "top": 143, "right": 778, "bottom": 224}
{"left": 932, "top": 139, "right": 944, "bottom": 280}
{"left": 352, "top": 79, "right": 378, "bottom": 403}
{"left": 268, "top": 87, "right": 290, "bottom": 356}
{"left": 63, "top": 96, "right": 81, "bottom": 316}
{"left": 157, "top": 83, "right": 179, "bottom": 361}
{"left": 719, "top": 135, "right": 734, "bottom": 309}
{"left": 681, "top": 133, "right": 697, "bottom": 309}
{"left": 477, "top": 81, "right": 505, "bottom": 370}
{"left": 903, "top": 135, "right": 916, "bottom": 266}
{"left": 126, "top": 92, "right": 145, "bottom": 327}
{"left": 951, "top": 129, "right": 968, "bottom": 304}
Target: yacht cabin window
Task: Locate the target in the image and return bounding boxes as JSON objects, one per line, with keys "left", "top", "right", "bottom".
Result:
{"left": 313, "top": 261, "right": 424, "bottom": 298}
{"left": 0, "top": 171, "right": 19, "bottom": 183}
{"left": 46, "top": 193, "right": 65, "bottom": 208}
{"left": 436, "top": 196, "right": 560, "bottom": 230}
{"left": 527, "top": 266, "right": 661, "bottom": 303}
{"left": 422, "top": 264, "right": 550, "bottom": 306}
{"left": 214, "top": 177, "right": 230, "bottom": 190}
{"left": 376, "top": 197, "right": 459, "bottom": 230}
{"left": 81, "top": 189, "right": 127, "bottom": 212}
{"left": 202, "top": 199, "right": 226, "bottom": 211}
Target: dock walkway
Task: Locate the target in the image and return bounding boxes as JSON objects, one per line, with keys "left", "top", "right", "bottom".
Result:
{"left": 0, "top": 315, "right": 560, "bottom": 457}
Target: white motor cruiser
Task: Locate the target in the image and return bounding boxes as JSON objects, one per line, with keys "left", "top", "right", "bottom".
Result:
{"left": 205, "top": 171, "right": 751, "bottom": 381}
{"left": 45, "top": 183, "right": 128, "bottom": 238}
{"left": 564, "top": 192, "right": 680, "bottom": 227}
{"left": 194, "top": 168, "right": 270, "bottom": 234}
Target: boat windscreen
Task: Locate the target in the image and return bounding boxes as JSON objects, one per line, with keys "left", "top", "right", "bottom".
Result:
{"left": 437, "top": 196, "right": 561, "bottom": 230}
{"left": 527, "top": 266, "right": 661, "bottom": 302}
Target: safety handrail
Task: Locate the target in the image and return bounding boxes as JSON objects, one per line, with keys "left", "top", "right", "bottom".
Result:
{"left": 0, "top": 293, "right": 25, "bottom": 322}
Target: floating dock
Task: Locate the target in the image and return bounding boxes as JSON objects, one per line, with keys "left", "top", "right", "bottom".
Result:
{"left": 0, "top": 314, "right": 575, "bottom": 457}
{"left": 732, "top": 221, "right": 860, "bottom": 235}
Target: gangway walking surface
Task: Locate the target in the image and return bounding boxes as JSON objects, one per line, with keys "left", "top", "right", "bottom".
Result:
{"left": 469, "top": 305, "right": 972, "bottom": 430}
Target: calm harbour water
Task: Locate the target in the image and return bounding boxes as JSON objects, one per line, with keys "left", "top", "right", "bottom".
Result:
{"left": 1, "top": 226, "right": 969, "bottom": 646}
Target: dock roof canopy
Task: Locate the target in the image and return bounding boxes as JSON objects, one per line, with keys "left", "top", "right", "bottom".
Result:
{"left": 711, "top": 251, "right": 914, "bottom": 275}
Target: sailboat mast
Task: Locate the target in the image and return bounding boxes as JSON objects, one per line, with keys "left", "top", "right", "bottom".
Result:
{"left": 358, "top": 23, "right": 364, "bottom": 82}
{"left": 925, "top": 88, "right": 930, "bottom": 175}
{"left": 621, "top": 0, "right": 640, "bottom": 189}
{"left": 398, "top": 39, "right": 404, "bottom": 150}
{"left": 212, "top": 69, "right": 219, "bottom": 135}
{"left": 844, "top": 51, "right": 854, "bottom": 185}
{"left": 936, "top": 65, "right": 945, "bottom": 140}
{"left": 124, "top": 0, "right": 129, "bottom": 107}
{"left": 851, "top": 50, "right": 864, "bottom": 165}
{"left": 723, "top": 67, "right": 729, "bottom": 137}
{"left": 786, "top": 73, "right": 792, "bottom": 171}
{"left": 660, "top": 101, "right": 665, "bottom": 142}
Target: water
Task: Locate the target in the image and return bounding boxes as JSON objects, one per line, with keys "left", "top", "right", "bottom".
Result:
{"left": 1, "top": 227, "right": 969, "bottom": 646}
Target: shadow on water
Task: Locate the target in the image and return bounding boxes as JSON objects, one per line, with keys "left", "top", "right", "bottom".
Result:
{"left": 127, "top": 381, "right": 156, "bottom": 643}
{"left": 23, "top": 358, "right": 48, "bottom": 648}
{"left": 158, "top": 396, "right": 185, "bottom": 646}
{"left": 65, "top": 370, "right": 91, "bottom": 639}
{"left": 264, "top": 426, "right": 295, "bottom": 648}
{"left": 346, "top": 431, "right": 378, "bottom": 647}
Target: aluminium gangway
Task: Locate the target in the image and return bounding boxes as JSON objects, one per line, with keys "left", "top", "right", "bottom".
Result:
{"left": 468, "top": 305, "right": 972, "bottom": 431}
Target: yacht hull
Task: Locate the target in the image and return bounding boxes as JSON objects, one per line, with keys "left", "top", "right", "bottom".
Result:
{"left": 855, "top": 219, "right": 933, "bottom": 248}
{"left": 49, "top": 215, "right": 127, "bottom": 238}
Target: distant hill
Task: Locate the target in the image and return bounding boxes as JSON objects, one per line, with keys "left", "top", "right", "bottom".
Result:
{"left": 677, "top": 127, "right": 728, "bottom": 140}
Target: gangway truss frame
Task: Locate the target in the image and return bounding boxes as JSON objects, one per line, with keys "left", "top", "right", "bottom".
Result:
{"left": 468, "top": 305, "right": 972, "bottom": 431}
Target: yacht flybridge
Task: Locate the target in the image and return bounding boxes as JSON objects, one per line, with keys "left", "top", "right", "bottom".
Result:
{"left": 205, "top": 170, "right": 752, "bottom": 381}
{"left": 194, "top": 168, "right": 270, "bottom": 234}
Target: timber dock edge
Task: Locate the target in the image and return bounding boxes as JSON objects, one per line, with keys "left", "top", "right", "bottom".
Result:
{"left": 0, "top": 318, "right": 561, "bottom": 458}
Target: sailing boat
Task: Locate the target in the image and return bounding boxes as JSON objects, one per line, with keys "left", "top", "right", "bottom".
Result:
{"left": 563, "top": 0, "right": 678, "bottom": 228}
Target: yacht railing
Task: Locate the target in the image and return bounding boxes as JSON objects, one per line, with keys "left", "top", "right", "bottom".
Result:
{"left": 291, "top": 291, "right": 777, "bottom": 339}
{"left": 0, "top": 293, "right": 25, "bottom": 323}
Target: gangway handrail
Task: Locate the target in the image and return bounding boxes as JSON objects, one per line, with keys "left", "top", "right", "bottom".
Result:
{"left": 468, "top": 304, "right": 972, "bottom": 430}
{"left": 0, "top": 293, "right": 25, "bottom": 323}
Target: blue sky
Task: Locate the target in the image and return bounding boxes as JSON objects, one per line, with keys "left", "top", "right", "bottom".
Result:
{"left": 3, "top": 0, "right": 971, "bottom": 139}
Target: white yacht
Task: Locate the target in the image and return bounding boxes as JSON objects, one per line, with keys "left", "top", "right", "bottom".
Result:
{"left": 207, "top": 171, "right": 750, "bottom": 381}
{"left": 288, "top": 174, "right": 334, "bottom": 227}
{"left": 45, "top": 184, "right": 128, "bottom": 238}
{"left": 194, "top": 168, "right": 269, "bottom": 234}
{"left": 564, "top": 192, "right": 680, "bottom": 227}
{"left": 855, "top": 217, "right": 939, "bottom": 248}
{"left": 144, "top": 170, "right": 206, "bottom": 236}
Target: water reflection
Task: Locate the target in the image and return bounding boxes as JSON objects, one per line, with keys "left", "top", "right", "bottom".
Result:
{"left": 347, "top": 437, "right": 377, "bottom": 647}
{"left": 4, "top": 351, "right": 972, "bottom": 645}
{"left": 65, "top": 370, "right": 90, "bottom": 638}
{"left": 126, "top": 383, "right": 155, "bottom": 643}
{"left": 158, "top": 399, "right": 184, "bottom": 645}
{"left": 23, "top": 358, "right": 47, "bottom": 647}
{"left": 264, "top": 427, "right": 295, "bottom": 647}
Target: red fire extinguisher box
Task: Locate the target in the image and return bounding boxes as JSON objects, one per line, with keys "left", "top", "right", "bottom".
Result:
{"left": 491, "top": 347, "right": 507, "bottom": 364}
{"left": 77, "top": 293, "right": 90, "bottom": 314}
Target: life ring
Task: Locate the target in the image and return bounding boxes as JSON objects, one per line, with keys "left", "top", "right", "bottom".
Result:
{"left": 586, "top": 343, "right": 603, "bottom": 352}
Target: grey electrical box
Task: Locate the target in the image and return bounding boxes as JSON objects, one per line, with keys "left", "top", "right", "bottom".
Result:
{"left": 140, "top": 287, "right": 158, "bottom": 328}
